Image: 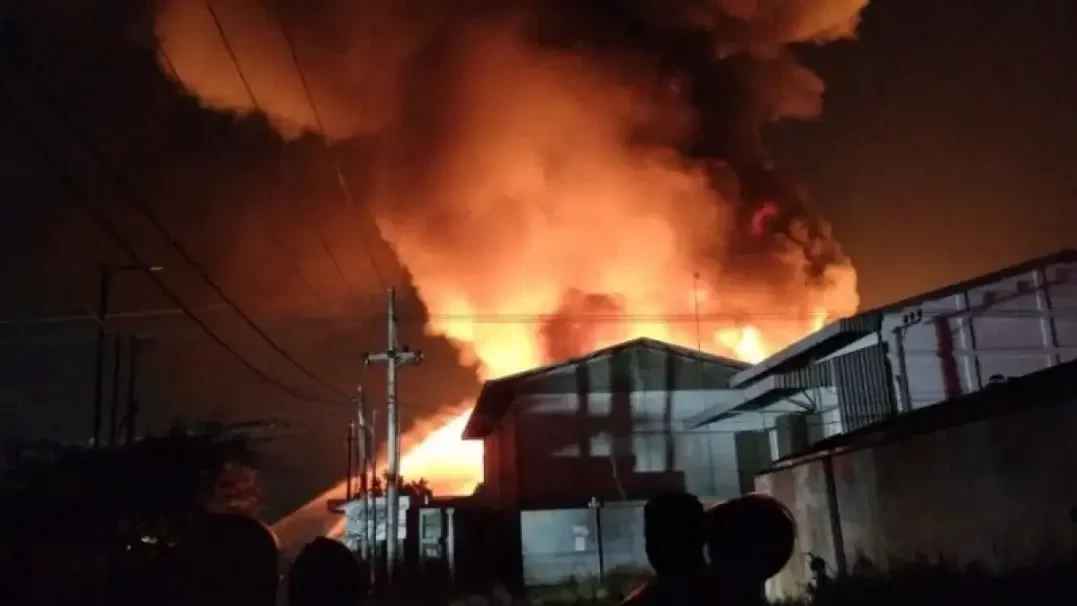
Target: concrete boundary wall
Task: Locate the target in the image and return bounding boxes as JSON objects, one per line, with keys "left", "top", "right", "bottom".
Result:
{"left": 756, "top": 386, "right": 1077, "bottom": 600}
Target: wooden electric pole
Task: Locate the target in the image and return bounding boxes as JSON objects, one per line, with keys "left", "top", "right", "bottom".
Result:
{"left": 363, "top": 288, "right": 421, "bottom": 582}
{"left": 108, "top": 335, "right": 123, "bottom": 446}
{"left": 124, "top": 336, "right": 140, "bottom": 444}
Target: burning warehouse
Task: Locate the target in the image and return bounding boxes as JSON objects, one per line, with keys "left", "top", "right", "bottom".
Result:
{"left": 433, "top": 251, "right": 1077, "bottom": 590}
{"left": 453, "top": 250, "right": 1077, "bottom": 517}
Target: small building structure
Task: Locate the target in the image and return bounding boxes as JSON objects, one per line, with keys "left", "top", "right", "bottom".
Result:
{"left": 332, "top": 494, "right": 416, "bottom": 556}
{"left": 690, "top": 250, "right": 1077, "bottom": 458}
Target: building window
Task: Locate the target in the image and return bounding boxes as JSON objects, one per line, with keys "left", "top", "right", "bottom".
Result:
{"left": 982, "top": 291, "right": 997, "bottom": 304}
{"left": 1016, "top": 279, "right": 1031, "bottom": 292}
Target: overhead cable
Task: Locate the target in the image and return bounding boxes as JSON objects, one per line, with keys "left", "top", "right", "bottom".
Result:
{"left": 0, "top": 39, "right": 352, "bottom": 404}
{"left": 0, "top": 103, "right": 337, "bottom": 406}
{"left": 269, "top": 0, "right": 390, "bottom": 289}
{"left": 203, "top": 0, "right": 361, "bottom": 304}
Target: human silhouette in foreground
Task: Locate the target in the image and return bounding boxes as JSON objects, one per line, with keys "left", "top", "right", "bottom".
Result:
{"left": 705, "top": 493, "right": 797, "bottom": 606}
{"left": 288, "top": 536, "right": 369, "bottom": 606}
{"left": 621, "top": 491, "right": 709, "bottom": 605}
{"left": 171, "top": 513, "right": 280, "bottom": 606}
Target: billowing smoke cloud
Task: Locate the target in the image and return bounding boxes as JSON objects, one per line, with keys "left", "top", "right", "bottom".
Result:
{"left": 155, "top": 0, "right": 864, "bottom": 377}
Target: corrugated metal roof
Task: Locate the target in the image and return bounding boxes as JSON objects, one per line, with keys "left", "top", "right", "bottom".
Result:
{"left": 461, "top": 337, "right": 749, "bottom": 440}
{"left": 688, "top": 361, "right": 834, "bottom": 428}
{"left": 730, "top": 315, "right": 881, "bottom": 387}
{"left": 757, "top": 357, "right": 1077, "bottom": 473}
{"left": 731, "top": 249, "right": 1077, "bottom": 388}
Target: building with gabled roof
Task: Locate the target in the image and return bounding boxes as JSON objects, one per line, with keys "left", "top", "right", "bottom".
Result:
{"left": 461, "top": 337, "right": 775, "bottom": 509}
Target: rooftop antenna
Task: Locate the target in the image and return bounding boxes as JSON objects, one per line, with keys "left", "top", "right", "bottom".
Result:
{"left": 692, "top": 272, "right": 703, "bottom": 353}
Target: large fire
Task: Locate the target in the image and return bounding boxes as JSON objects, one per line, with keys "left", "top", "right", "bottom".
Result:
{"left": 154, "top": 0, "right": 869, "bottom": 498}
{"left": 398, "top": 224, "right": 840, "bottom": 497}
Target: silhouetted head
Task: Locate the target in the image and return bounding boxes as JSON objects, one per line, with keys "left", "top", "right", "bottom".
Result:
{"left": 288, "top": 537, "right": 368, "bottom": 606}
{"left": 705, "top": 493, "right": 796, "bottom": 584}
{"left": 175, "top": 513, "right": 280, "bottom": 606}
{"left": 643, "top": 491, "right": 705, "bottom": 576}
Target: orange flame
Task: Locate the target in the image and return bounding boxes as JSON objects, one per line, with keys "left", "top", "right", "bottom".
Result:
{"left": 399, "top": 280, "right": 849, "bottom": 497}
{"left": 381, "top": 35, "right": 860, "bottom": 493}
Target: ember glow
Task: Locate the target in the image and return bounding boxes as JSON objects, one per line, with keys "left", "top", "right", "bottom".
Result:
{"left": 155, "top": 0, "right": 869, "bottom": 497}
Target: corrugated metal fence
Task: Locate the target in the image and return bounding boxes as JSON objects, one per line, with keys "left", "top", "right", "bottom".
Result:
{"left": 518, "top": 500, "right": 652, "bottom": 587}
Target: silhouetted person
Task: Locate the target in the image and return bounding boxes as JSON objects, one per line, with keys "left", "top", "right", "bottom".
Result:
{"left": 705, "top": 493, "right": 797, "bottom": 606}
{"left": 172, "top": 513, "right": 280, "bottom": 606}
{"left": 808, "top": 553, "right": 830, "bottom": 595}
{"left": 288, "top": 536, "right": 368, "bottom": 606}
{"left": 622, "top": 491, "right": 708, "bottom": 605}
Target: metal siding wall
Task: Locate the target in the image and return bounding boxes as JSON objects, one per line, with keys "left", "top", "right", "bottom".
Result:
{"left": 680, "top": 429, "right": 742, "bottom": 499}
{"left": 598, "top": 503, "right": 649, "bottom": 576}
{"left": 833, "top": 343, "right": 896, "bottom": 432}
{"left": 734, "top": 430, "right": 773, "bottom": 493}
{"left": 520, "top": 508, "right": 600, "bottom": 586}
{"left": 514, "top": 391, "right": 746, "bottom": 508}
{"left": 1045, "top": 262, "right": 1077, "bottom": 361}
{"left": 889, "top": 260, "right": 1077, "bottom": 412}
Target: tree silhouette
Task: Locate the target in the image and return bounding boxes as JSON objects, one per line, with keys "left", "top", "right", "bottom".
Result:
{"left": 366, "top": 473, "right": 433, "bottom": 501}
{"left": 1, "top": 421, "right": 274, "bottom": 603}
{"left": 0, "top": 420, "right": 271, "bottom": 548}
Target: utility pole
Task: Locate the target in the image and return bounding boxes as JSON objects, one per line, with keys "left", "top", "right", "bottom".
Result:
{"left": 91, "top": 263, "right": 162, "bottom": 447}
{"left": 357, "top": 389, "right": 370, "bottom": 559}
{"left": 368, "top": 406, "right": 379, "bottom": 585}
{"left": 363, "top": 288, "right": 422, "bottom": 582}
{"left": 356, "top": 387, "right": 372, "bottom": 562}
{"left": 356, "top": 387, "right": 370, "bottom": 496}
{"left": 92, "top": 264, "right": 110, "bottom": 448}
{"left": 124, "top": 336, "right": 140, "bottom": 445}
{"left": 108, "top": 335, "right": 124, "bottom": 446}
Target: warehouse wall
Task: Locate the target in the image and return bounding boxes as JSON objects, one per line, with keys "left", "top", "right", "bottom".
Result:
{"left": 756, "top": 387, "right": 1077, "bottom": 601}
{"left": 754, "top": 257, "right": 1077, "bottom": 446}
{"left": 886, "top": 259, "right": 1077, "bottom": 411}
{"left": 507, "top": 388, "right": 758, "bottom": 508}
{"left": 519, "top": 497, "right": 729, "bottom": 589}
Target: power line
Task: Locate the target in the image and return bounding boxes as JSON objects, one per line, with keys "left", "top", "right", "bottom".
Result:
{"left": 201, "top": 5, "right": 328, "bottom": 312}
{"left": 269, "top": 0, "right": 390, "bottom": 290}
{"left": 0, "top": 99, "right": 337, "bottom": 406}
{"left": 202, "top": 0, "right": 360, "bottom": 304}
{"left": 6, "top": 307, "right": 1074, "bottom": 328}
{"left": 0, "top": 39, "right": 352, "bottom": 404}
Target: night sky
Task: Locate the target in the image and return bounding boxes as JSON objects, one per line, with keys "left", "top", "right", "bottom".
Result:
{"left": 772, "top": 0, "right": 1077, "bottom": 306}
{"left": 1, "top": 0, "right": 1076, "bottom": 520}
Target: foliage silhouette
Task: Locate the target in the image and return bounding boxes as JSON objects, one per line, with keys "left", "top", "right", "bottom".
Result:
{"left": 0, "top": 420, "right": 275, "bottom": 604}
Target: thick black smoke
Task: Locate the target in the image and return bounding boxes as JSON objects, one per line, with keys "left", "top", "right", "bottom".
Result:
{"left": 0, "top": 0, "right": 867, "bottom": 515}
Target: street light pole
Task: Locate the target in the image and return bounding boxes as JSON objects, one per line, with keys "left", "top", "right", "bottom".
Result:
{"left": 91, "top": 263, "right": 162, "bottom": 448}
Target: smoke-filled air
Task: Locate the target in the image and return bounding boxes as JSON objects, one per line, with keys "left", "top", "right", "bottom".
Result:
{"left": 154, "top": 0, "right": 866, "bottom": 496}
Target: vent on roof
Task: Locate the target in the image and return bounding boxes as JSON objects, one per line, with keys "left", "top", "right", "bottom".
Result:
{"left": 982, "top": 291, "right": 997, "bottom": 304}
